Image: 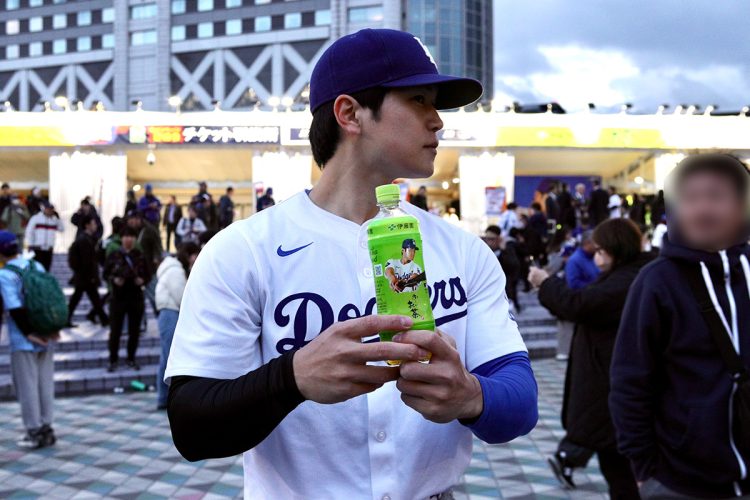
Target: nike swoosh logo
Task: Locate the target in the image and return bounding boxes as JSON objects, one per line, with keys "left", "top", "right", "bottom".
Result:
{"left": 277, "top": 242, "right": 313, "bottom": 257}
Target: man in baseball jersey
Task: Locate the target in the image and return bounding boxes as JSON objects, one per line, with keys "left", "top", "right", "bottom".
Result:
{"left": 166, "top": 29, "right": 538, "bottom": 500}
{"left": 386, "top": 239, "right": 424, "bottom": 293}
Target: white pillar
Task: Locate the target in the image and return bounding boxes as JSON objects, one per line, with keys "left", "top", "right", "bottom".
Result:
{"left": 49, "top": 152, "right": 127, "bottom": 253}
{"left": 654, "top": 153, "right": 686, "bottom": 191}
{"left": 458, "top": 152, "right": 515, "bottom": 235}
{"left": 251, "top": 151, "right": 313, "bottom": 205}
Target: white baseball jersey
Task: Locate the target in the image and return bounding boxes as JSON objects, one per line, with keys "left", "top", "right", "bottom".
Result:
{"left": 386, "top": 258, "right": 422, "bottom": 292}
{"left": 166, "top": 191, "right": 526, "bottom": 500}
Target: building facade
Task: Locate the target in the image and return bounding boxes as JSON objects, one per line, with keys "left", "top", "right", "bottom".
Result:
{"left": 0, "top": 0, "right": 492, "bottom": 112}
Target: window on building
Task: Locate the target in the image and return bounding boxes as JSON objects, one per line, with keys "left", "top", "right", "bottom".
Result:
{"left": 255, "top": 0, "right": 270, "bottom": 4}
{"left": 171, "top": 0, "right": 186, "bottom": 14}
{"left": 131, "top": 30, "right": 157, "bottom": 46}
{"left": 348, "top": 6, "right": 384, "bottom": 23}
{"left": 77, "top": 11, "right": 92, "bottom": 26}
{"left": 52, "top": 13, "right": 66, "bottom": 29}
{"left": 53, "top": 38, "right": 66, "bottom": 54}
{"left": 255, "top": 15, "right": 270, "bottom": 32}
{"left": 131, "top": 4, "right": 157, "bottom": 20}
{"left": 29, "top": 0, "right": 43, "bottom": 6}
{"left": 6, "top": 44, "right": 19, "bottom": 58}
{"left": 171, "top": 25, "right": 186, "bottom": 41}
{"left": 29, "top": 41, "right": 42, "bottom": 56}
{"left": 315, "top": 9, "right": 331, "bottom": 25}
{"left": 5, "top": 0, "right": 19, "bottom": 10}
{"left": 5, "top": 19, "right": 19, "bottom": 35}
{"left": 77, "top": 36, "right": 91, "bottom": 51}
{"left": 197, "top": 0, "right": 213, "bottom": 12}
{"left": 29, "top": 16, "right": 43, "bottom": 32}
{"left": 197, "top": 21, "right": 213, "bottom": 38}
{"left": 284, "top": 12, "right": 301, "bottom": 29}
{"left": 225, "top": 18, "right": 241, "bottom": 35}
{"left": 226, "top": 0, "right": 241, "bottom": 7}
{"left": 102, "top": 7, "right": 115, "bottom": 23}
{"left": 102, "top": 33, "right": 114, "bottom": 48}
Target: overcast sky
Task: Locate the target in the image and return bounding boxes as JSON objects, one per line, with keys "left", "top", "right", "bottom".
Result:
{"left": 492, "top": 1, "right": 750, "bottom": 113}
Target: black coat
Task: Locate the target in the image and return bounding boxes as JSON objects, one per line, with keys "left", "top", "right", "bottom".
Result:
{"left": 68, "top": 233, "right": 101, "bottom": 286}
{"left": 538, "top": 253, "right": 652, "bottom": 450}
{"left": 588, "top": 188, "right": 609, "bottom": 226}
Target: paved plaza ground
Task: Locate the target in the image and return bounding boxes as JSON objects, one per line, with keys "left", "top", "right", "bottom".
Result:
{"left": 0, "top": 358, "right": 608, "bottom": 499}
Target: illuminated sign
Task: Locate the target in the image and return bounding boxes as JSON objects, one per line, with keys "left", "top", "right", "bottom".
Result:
{"left": 182, "top": 125, "right": 279, "bottom": 144}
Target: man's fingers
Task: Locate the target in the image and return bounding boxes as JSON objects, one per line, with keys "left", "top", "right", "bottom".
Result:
{"left": 354, "top": 341, "right": 427, "bottom": 363}
{"left": 350, "top": 366, "right": 401, "bottom": 386}
{"left": 393, "top": 329, "right": 456, "bottom": 358}
{"left": 334, "top": 315, "right": 413, "bottom": 340}
{"left": 395, "top": 377, "right": 442, "bottom": 400}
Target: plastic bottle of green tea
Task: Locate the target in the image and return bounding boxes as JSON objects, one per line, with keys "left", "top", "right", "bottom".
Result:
{"left": 367, "top": 184, "right": 435, "bottom": 365}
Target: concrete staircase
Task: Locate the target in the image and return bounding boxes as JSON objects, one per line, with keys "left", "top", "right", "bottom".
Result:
{"left": 0, "top": 255, "right": 558, "bottom": 401}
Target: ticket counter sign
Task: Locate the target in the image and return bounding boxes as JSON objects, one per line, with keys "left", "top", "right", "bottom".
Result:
{"left": 496, "top": 126, "right": 666, "bottom": 149}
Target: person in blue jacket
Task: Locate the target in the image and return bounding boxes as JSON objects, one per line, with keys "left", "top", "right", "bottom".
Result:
{"left": 611, "top": 154, "right": 750, "bottom": 499}
{"left": 565, "top": 230, "right": 600, "bottom": 290}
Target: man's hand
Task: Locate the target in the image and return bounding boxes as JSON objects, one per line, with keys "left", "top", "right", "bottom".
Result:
{"left": 394, "top": 329, "right": 483, "bottom": 424}
{"left": 135, "top": 277, "right": 145, "bottom": 286}
{"left": 113, "top": 277, "right": 125, "bottom": 287}
{"left": 528, "top": 267, "right": 549, "bottom": 289}
{"left": 28, "top": 331, "right": 59, "bottom": 347}
{"left": 292, "top": 315, "right": 427, "bottom": 405}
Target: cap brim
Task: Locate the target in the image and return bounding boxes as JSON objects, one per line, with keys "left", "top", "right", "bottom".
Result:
{"left": 381, "top": 73, "right": 483, "bottom": 109}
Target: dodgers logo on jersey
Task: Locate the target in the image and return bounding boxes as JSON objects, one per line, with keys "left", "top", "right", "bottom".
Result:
{"left": 273, "top": 276, "right": 467, "bottom": 354}
{"left": 414, "top": 36, "right": 438, "bottom": 70}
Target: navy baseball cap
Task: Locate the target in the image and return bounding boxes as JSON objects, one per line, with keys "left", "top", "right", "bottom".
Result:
{"left": 310, "top": 29, "right": 483, "bottom": 113}
{"left": 402, "top": 238, "right": 419, "bottom": 250}
{"left": 0, "top": 230, "right": 18, "bottom": 257}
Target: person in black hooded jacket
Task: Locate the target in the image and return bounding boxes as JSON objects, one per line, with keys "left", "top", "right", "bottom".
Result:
{"left": 529, "top": 218, "right": 651, "bottom": 499}
{"left": 611, "top": 154, "right": 750, "bottom": 499}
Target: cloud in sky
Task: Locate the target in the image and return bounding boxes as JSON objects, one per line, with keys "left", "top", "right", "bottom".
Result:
{"left": 492, "top": 0, "right": 750, "bottom": 113}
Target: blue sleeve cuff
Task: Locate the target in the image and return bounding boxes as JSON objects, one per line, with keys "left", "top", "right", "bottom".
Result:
{"left": 461, "top": 351, "right": 539, "bottom": 444}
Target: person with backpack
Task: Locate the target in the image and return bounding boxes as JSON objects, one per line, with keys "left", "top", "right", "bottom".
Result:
{"left": 0, "top": 230, "right": 67, "bottom": 449}
{"left": 611, "top": 154, "right": 750, "bottom": 498}
{"left": 67, "top": 215, "right": 109, "bottom": 328}
{"left": 104, "top": 226, "right": 151, "bottom": 372}
{"left": 176, "top": 205, "right": 207, "bottom": 244}
{"left": 154, "top": 241, "right": 201, "bottom": 410}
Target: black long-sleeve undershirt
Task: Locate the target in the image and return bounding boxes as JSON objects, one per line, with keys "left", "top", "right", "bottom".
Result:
{"left": 167, "top": 350, "right": 305, "bottom": 462}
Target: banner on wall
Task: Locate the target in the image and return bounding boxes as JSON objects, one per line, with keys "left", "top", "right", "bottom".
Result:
{"left": 485, "top": 186, "right": 506, "bottom": 216}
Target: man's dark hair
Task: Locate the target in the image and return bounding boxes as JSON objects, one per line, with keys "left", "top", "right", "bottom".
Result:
{"left": 1, "top": 183, "right": 8, "bottom": 189}
{"left": 531, "top": 202, "right": 542, "bottom": 211}
{"left": 198, "top": 230, "right": 217, "bottom": 246}
{"left": 509, "top": 227, "right": 522, "bottom": 239}
{"left": 309, "top": 87, "right": 389, "bottom": 169}
{"left": 507, "top": 202, "right": 518, "bottom": 210}
{"left": 609, "top": 186, "right": 617, "bottom": 194}
{"left": 226, "top": 186, "right": 234, "bottom": 193}
{"left": 592, "top": 218, "right": 642, "bottom": 269}
{"left": 485, "top": 225, "right": 501, "bottom": 236}
{"left": 593, "top": 180, "right": 601, "bottom": 188}
{"left": 111, "top": 216, "right": 124, "bottom": 235}
{"left": 668, "top": 153, "right": 749, "bottom": 200}
{"left": 120, "top": 226, "right": 138, "bottom": 238}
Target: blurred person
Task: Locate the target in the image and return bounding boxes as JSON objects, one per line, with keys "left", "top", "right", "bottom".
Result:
{"left": 611, "top": 154, "right": 750, "bottom": 499}
{"left": 573, "top": 183, "right": 588, "bottom": 227}
{"left": 25, "top": 202, "right": 63, "bottom": 271}
{"left": 558, "top": 183, "right": 575, "bottom": 229}
{"left": 510, "top": 227, "right": 532, "bottom": 292}
{"left": 25, "top": 187, "right": 44, "bottom": 216}
{"left": 126, "top": 213, "right": 162, "bottom": 323}
{"left": 526, "top": 202, "right": 548, "bottom": 264}
{"left": 608, "top": 187, "right": 623, "bottom": 219}
{"left": 218, "top": 187, "right": 235, "bottom": 229}
{"left": 530, "top": 218, "right": 651, "bottom": 499}
{"left": 545, "top": 183, "right": 560, "bottom": 223}
{"left": 588, "top": 180, "right": 609, "bottom": 226}
{"left": 104, "top": 226, "right": 150, "bottom": 372}
{"left": 165, "top": 29, "right": 538, "bottom": 499}
{"left": 163, "top": 195, "right": 183, "bottom": 252}
{"left": 483, "top": 225, "right": 521, "bottom": 313}
{"left": 1, "top": 195, "right": 29, "bottom": 248}
{"left": 191, "top": 182, "right": 213, "bottom": 222}
{"left": 125, "top": 190, "right": 137, "bottom": 216}
{"left": 0, "top": 231, "right": 59, "bottom": 449}
{"left": 137, "top": 184, "right": 162, "bottom": 226}
{"left": 67, "top": 215, "right": 109, "bottom": 328}
{"left": 154, "top": 241, "right": 201, "bottom": 410}
{"left": 650, "top": 189, "right": 666, "bottom": 228}
{"left": 71, "top": 197, "right": 102, "bottom": 240}
{"left": 0, "top": 183, "right": 12, "bottom": 223}
{"left": 629, "top": 193, "right": 646, "bottom": 226}
{"left": 197, "top": 229, "right": 217, "bottom": 248}
{"left": 650, "top": 214, "right": 668, "bottom": 251}
{"left": 176, "top": 205, "right": 207, "bottom": 244}
{"left": 410, "top": 185, "right": 428, "bottom": 211}
{"left": 545, "top": 227, "right": 574, "bottom": 276}
{"left": 498, "top": 202, "right": 520, "bottom": 238}
{"left": 256, "top": 187, "right": 275, "bottom": 212}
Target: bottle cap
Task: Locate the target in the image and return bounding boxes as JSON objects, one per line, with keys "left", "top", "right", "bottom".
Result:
{"left": 375, "top": 184, "right": 400, "bottom": 205}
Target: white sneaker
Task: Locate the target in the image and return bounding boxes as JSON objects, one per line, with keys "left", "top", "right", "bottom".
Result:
{"left": 555, "top": 354, "right": 569, "bottom": 362}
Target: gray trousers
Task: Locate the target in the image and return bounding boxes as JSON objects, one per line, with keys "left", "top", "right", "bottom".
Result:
{"left": 10, "top": 349, "right": 54, "bottom": 431}
{"left": 557, "top": 320, "right": 574, "bottom": 356}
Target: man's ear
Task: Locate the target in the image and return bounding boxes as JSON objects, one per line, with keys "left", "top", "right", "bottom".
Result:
{"left": 333, "top": 95, "right": 362, "bottom": 137}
